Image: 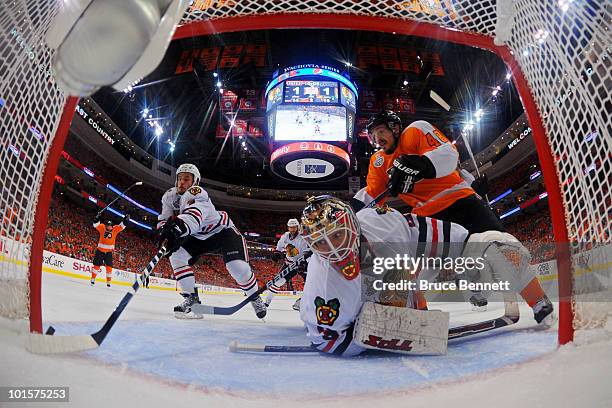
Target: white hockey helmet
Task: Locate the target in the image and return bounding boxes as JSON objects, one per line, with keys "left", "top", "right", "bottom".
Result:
{"left": 287, "top": 218, "right": 300, "bottom": 228}
{"left": 301, "top": 195, "right": 360, "bottom": 267}
{"left": 176, "top": 163, "right": 200, "bottom": 187}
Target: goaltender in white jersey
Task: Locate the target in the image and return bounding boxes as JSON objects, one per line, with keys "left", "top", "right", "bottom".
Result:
{"left": 298, "top": 196, "right": 554, "bottom": 357}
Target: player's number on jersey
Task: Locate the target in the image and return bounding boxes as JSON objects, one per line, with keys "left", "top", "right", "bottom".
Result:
{"left": 425, "top": 130, "right": 449, "bottom": 148}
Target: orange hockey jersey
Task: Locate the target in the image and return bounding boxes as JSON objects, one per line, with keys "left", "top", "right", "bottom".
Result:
{"left": 365, "top": 120, "right": 474, "bottom": 216}
{"left": 93, "top": 222, "right": 125, "bottom": 253}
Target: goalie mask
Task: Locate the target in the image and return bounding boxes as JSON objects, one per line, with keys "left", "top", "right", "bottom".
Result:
{"left": 301, "top": 196, "right": 361, "bottom": 280}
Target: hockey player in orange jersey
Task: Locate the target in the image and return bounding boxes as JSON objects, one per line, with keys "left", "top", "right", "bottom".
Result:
{"left": 353, "top": 111, "right": 554, "bottom": 324}
{"left": 91, "top": 213, "right": 129, "bottom": 287}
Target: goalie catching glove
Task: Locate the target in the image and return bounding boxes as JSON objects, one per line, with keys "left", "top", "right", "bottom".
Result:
{"left": 387, "top": 154, "right": 436, "bottom": 196}
{"left": 157, "top": 216, "right": 188, "bottom": 255}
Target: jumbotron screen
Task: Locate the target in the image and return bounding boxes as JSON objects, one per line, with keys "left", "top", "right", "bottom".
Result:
{"left": 265, "top": 65, "right": 358, "bottom": 143}
{"left": 274, "top": 105, "right": 347, "bottom": 142}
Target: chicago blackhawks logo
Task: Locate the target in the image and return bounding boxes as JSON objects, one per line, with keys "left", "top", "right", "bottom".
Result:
{"left": 285, "top": 243, "right": 299, "bottom": 257}
{"left": 314, "top": 297, "right": 340, "bottom": 326}
{"left": 374, "top": 204, "right": 392, "bottom": 214}
{"left": 189, "top": 186, "right": 202, "bottom": 195}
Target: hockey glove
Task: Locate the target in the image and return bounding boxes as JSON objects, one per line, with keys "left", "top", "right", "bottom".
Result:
{"left": 297, "top": 250, "right": 312, "bottom": 273}
{"left": 158, "top": 216, "right": 188, "bottom": 255}
{"left": 94, "top": 214, "right": 101, "bottom": 224}
{"left": 471, "top": 174, "right": 489, "bottom": 197}
{"left": 386, "top": 154, "right": 436, "bottom": 196}
{"left": 271, "top": 251, "right": 283, "bottom": 262}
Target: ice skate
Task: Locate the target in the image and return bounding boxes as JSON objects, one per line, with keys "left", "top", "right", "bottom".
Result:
{"left": 251, "top": 296, "right": 267, "bottom": 319}
{"left": 469, "top": 292, "right": 488, "bottom": 312}
{"left": 174, "top": 290, "right": 203, "bottom": 319}
{"left": 533, "top": 296, "right": 555, "bottom": 327}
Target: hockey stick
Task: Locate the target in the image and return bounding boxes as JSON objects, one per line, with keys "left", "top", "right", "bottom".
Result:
{"left": 229, "top": 341, "right": 317, "bottom": 353}
{"left": 97, "top": 181, "right": 143, "bottom": 217}
{"left": 429, "top": 91, "right": 489, "bottom": 202}
{"left": 364, "top": 188, "right": 389, "bottom": 209}
{"left": 228, "top": 293, "right": 520, "bottom": 354}
{"left": 190, "top": 251, "right": 311, "bottom": 316}
{"left": 25, "top": 243, "right": 167, "bottom": 354}
{"left": 430, "top": 90, "right": 450, "bottom": 112}
{"left": 448, "top": 292, "right": 519, "bottom": 340}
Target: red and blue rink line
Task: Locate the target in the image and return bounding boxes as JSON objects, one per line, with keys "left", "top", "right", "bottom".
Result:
{"left": 40, "top": 274, "right": 558, "bottom": 399}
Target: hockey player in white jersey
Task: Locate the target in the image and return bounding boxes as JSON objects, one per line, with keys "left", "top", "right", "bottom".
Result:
{"left": 157, "top": 164, "right": 267, "bottom": 319}
{"left": 266, "top": 218, "right": 309, "bottom": 309}
{"left": 298, "top": 195, "right": 554, "bottom": 356}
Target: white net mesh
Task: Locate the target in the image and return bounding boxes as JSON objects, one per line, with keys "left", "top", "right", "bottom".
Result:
{"left": 0, "top": 0, "right": 609, "bottom": 336}
{"left": 0, "top": 1, "right": 66, "bottom": 320}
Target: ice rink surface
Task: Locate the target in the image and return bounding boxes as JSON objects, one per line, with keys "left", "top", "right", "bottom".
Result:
{"left": 2, "top": 272, "right": 612, "bottom": 407}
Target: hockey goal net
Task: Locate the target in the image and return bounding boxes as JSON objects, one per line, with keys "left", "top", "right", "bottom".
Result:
{"left": 0, "top": 1, "right": 609, "bottom": 344}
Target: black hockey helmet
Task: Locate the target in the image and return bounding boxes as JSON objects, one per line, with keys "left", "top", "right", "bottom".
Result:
{"left": 366, "top": 110, "right": 402, "bottom": 135}
{"left": 105, "top": 220, "right": 113, "bottom": 228}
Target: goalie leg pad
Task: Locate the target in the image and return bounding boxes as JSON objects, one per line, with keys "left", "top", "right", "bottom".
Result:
{"left": 463, "top": 231, "right": 535, "bottom": 293}
{"left": 354, "top": 302, "right": 449, "bottom": 355}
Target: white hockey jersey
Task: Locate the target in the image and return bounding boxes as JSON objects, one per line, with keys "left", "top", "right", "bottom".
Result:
{"left": 276, "top": 231, "right": 309, "bottom": 263}
{"left": 157, "top": 185, "right": 233, "bottom": 240}
{"left": 299, "top": 206, "right": 468, "bottom": 357}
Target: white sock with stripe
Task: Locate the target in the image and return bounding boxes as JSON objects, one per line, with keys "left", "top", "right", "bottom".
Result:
{"left": 174, "top": 265, "right": 195, "bottom": 294}
{"left": 227, "top": 260, "right": 258, "bottom": 296}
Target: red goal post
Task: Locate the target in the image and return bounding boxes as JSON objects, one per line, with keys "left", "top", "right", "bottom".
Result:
{"left": 1, "top": 1, "right": 608, "bottom": 346}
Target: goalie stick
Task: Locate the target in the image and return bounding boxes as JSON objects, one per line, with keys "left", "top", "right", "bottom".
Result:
{"left": 228, "top": 293, "right": 520, "bottom": 354}
{"left": 25, "top": 243, "right": 167, "bottom": 354}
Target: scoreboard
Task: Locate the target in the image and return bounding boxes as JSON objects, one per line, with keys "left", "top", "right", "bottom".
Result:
{"left": 264, "top": 65, "right": 358, "bottom": 182}
{"left": 265, "top": 65, "right": 358, "bottom": 143}
{"left": 283, "top": 80, "right": 339, "bottom": 104}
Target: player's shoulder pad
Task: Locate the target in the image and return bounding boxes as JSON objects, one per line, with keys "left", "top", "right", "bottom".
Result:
{"left": 162, "top": 187, "right": 175, "bottom": 198}
{"left": 186, "top": 185, "right": 209, "bottom": 201}
{"left": 374, "top": 204, "right": 393, "bottom": 215}
{"left": 370, "top": 152, "right": 385, "bottom": 168}
{"left": 357, "top": 206, "right": 400, "bottom": 224}
{"left": 188, "top": 185, "right": 203, "bottom": 196}
{"left": 408, "top": 120, "right": 434, "bottom": 132}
